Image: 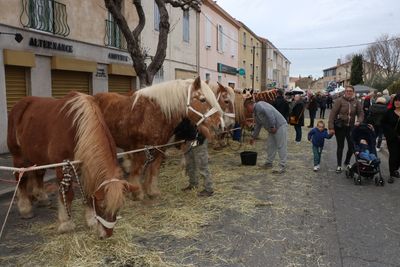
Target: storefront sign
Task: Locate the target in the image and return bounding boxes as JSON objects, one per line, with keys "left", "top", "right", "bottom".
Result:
{"left": 108, "top": 53, "right": 128, "bottom": 62}
{"left": 29, "top": 38, "right": 73, "bottom": 53}
{"left": 96, "top": 68, "right": 107, "bottom": 78}
{"left": 217, "top": 63, "right": 237, "bottom": 75}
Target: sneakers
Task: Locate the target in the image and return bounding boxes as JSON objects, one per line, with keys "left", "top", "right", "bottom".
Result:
{"left": 336, "top": 166, "right": 342, "bottom": 173}
{"left": 272, "top": 168, "right": 286, "bottom": 174}
{"left": 388, "top": 177, "right": 394, "bottom": 184}
{"left": 313, "top": 165, "right": 320, "bottom": 171}
{"left": 198, "top": 189, "right": 214, "bottom": 197}
{"left": 261, "top": 162, "right": 273, "bottom": 169}
{"left": 346, "top": 164, "right": 352, "bottom": 171}
{"left": 181, "top": 185, "right": 198, "bottom": 192}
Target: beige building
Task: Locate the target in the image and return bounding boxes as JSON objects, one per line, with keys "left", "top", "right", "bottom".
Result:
{"left": 0, "top": 0, "right": 199, "bottom": 153}
{"left": 260, "top": 38, "right": 290, "bottom": 90}
{"left": 237, "top": 21, "right": 261, "bottom": 90}
{"left": 322, "top": 59, "right": 374, "bottom": 88}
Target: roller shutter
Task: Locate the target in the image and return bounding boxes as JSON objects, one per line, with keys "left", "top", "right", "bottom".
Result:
{"left": 5, "top": 66, "right": 27, "bottom": 112}
{"left": 51, "top": 70, "right": 91, "bottom": 98}
{"left": 108, "top": 75, "right": 132, "bottom": 94}
{"left": 175, "top": 69, "right": 197, "bottom": 80}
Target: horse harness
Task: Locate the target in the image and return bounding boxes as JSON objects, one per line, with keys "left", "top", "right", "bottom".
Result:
{"left": 186, "top": 85, "right": 223, "bottom": 128}
{"left": 216, "top": 92, "right": 236, "bottom": 121}
{"left": 60, "top": 160, "right": 119, "bottom": 229}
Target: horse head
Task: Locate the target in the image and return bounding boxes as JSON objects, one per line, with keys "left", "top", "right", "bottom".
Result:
{"left": 186, "top": 77, "right": 224, "bottom": 142}
{"left": 91, "top": 178, "right": 138, "bottom": 238}
{"left": 242, "top": 88, "right": 254, "bottom": 99}
{"left": 213, "top": 82, "right": 236, "bottom": 130}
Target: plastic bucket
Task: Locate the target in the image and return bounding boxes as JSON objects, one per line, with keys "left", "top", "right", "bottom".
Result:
{"left": 240, "top": 151, "right": 257, "bottom": 166}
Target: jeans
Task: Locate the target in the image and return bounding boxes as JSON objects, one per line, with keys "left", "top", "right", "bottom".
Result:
{"left": 294, "top": 125, "right": 302, "bottom": 142}
{"left": 312, "top": 145, "right": 323, "bottom": 166}
{"left": 309, "top": 109, "right": 317, "bottom": 127}
{"left": 319, "top": 108, "right": 326, "bottom": 119}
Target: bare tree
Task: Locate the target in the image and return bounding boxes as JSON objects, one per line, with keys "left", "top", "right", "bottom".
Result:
{"left": 104, "top": 0, "right": 201, "bottom": 87}
{"left": 364, "top": 34, "right": 400, "bottom": 81}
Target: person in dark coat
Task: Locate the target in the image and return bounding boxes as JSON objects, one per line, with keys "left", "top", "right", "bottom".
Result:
{"left": 273, "top": 89, "right": 290, "bottom": 122}
{"left": 382, "top": 93, "right": 400, "bottom": 184}
{"left": 326, "top": 95, "right": 333, "bottom": 109}
{"left": 307, "top": 95, "right": 318, "bottom": 128}
{"left": 290, "top": 95, "right": 305, "bottom": 143}
{"left": 319, "top": 94, "right": 327, "bottom": 119}
{"left": 366, "top": 97, "right": 387, "bottom": 151}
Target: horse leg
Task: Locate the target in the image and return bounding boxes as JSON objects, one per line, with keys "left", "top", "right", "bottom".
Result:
{"left": 31, "top": 169, "right": 50, "bottom": 207}
{"left": 144, "top": 156, "right": 163, "bottom": 199}
{"left": 127, "top": 155, "right": 145, "bottom": 201}
{"left": 56, "top": 167, "right": 75, "bottom": 233}
{"left": 12, "top": 157, "right": 34, "bottom": 219}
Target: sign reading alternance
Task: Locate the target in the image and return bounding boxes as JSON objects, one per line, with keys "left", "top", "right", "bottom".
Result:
{"left": 29, "top": 38, "right": 73, "bottom": 53}
{"left": 217, "top": 63, "right": 237, "bottom": 75}
{"left": 108, "top": 53, "right": 128, "bottom": 62}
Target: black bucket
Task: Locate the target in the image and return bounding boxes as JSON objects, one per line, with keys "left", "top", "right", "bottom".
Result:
{"left": 240, "top": 151, "right": 257, "bottom": 166}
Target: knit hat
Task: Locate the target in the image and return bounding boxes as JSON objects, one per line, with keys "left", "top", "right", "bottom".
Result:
{"left": 376, "top": 97, "right": 386, "bottom": 104}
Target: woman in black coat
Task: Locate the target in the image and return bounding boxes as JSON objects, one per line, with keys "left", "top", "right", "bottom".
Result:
{"left": 382, "top": 93, "right": 400, "bottom": 183}
{"left": 290, "top": 95, "right": 305, "bottom": 143}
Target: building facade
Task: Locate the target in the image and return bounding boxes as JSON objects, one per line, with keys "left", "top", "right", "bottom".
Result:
{"left": 199, "top": 0, "right": 239, "bottom": 89}
{"left": 237, "top": 21, "right": 261, "bottom": 90}
{"left": 260, "top": 38, "right": 290, "bottom": 90}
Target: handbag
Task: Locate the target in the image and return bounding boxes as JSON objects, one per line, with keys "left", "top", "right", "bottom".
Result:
{"left": 289, "top": 115, "right": 298, "bottom": 125}
{"left": 334, "top": 118, "right": 343, "bottom": 128}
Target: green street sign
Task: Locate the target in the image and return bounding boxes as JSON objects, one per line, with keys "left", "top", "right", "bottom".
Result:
{"left": 237, "top": 68, "right": 246, "bottom": 76}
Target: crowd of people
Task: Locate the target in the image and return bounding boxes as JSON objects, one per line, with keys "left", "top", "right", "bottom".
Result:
{"left": 180, "top": 86, "right": 400, "bottom": 197}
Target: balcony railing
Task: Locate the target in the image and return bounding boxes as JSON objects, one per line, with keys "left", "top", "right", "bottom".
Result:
{"left": 105, "top": 20, "right": 126, "bottom": 50}
{"left": 20, "top": 0, "right": 70, "bottom": 37}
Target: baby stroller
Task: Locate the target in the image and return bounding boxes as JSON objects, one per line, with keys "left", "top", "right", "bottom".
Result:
{"left": 345, "top": 123, "right": 385, "bottom": 186}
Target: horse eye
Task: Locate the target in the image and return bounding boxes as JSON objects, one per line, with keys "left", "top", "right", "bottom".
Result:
{"left": 200, "top": 97, "right": 206, "bottom": 103}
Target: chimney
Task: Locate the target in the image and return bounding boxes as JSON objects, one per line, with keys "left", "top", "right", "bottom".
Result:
{"left": 337, "top": 58, "right": 341, "bottom": 66}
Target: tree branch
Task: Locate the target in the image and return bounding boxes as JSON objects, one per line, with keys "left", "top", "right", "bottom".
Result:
{"left": 165, "top": 0, "right": 202, "bottom": 11}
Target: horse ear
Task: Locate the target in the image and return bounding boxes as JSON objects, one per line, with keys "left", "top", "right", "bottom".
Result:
{"left": 205, "top": 80, "right": 210, "bottom": 85}
{"left": 193, "top": 76, "right": 201, "bottom": 90}
{"left": 242, "top": 89, "right": 246, "bottom": 94}
{"left": 250, "top": 89, "right": 254, "bottom": 95}
{"left": 217, "top": 82, "right": 225, "bottom": 92}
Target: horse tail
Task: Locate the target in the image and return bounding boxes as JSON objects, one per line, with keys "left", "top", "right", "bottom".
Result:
{"left": 63, "top": 93, "right": 118, "bottom": 194}
{"left": 7, "top": 98, "right": 32, "bottom": 152}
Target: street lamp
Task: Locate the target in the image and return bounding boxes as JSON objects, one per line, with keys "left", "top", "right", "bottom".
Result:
{"left": 0, "top": 32, "right": 23, "bottom": 43}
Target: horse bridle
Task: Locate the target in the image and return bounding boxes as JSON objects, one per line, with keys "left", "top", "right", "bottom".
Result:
{"left": 186, "top": 85, "right": 223, "bottom": 128}
{"left": 91, "top": 178, "right": 121, "bottom": 229}
{"left": 216, "top": 92, "right": 236, "bottom": 121}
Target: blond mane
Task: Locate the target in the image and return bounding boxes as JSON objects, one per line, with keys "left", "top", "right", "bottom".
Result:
{"left": 234, "top": 93, "right": 247, "bottom": 123}
{"left": 64, "top": 93, "right": 124, "bottom": 212}
{"left": 132, "top": 79, "right": 222, "bottom": 121}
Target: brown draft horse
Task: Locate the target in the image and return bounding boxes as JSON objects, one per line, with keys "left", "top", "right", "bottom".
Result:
{"left": 7, "top": 92, "right": 137, "bottom": 238}
{"left": 208, "top": 82, "right": 236, "bottom": 130}
{"left": 94, "top": 77, "right": 223, "bottom": 199}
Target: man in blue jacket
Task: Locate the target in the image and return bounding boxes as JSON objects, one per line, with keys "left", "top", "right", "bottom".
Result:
{"left": 245, "top": 99, "right": 288, "bottom": 174}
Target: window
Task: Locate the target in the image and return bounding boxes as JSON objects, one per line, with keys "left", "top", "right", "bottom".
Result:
{"left": 154, "top": 66, "right": 164, "bottom": 83}
{"left": 183, "top": 10, "right": 189, "bottom": 42}
{"left": 154, "top": 2, "right": 160, "bottom": 31}
{"left": 243, "top": 32, "right": 246, "bottom": 49}
{"left": 29, "top": 0, "right": 54, "bottom": 33}
{"left": 205, "top": 14, "right": 212, "bottom": 48}
{"left": 205, "top": 73, "right": 210, "bottom": 82}
{"left": 106, "top": 13, "right": 123, "bottom": 49}
{"left": 251, "top": 37, "right": 253, "bottom": 47}
{"left": 217, "top": 24, "right": 224, "bottom": 52}
{"left": 218, "top": 75, "right": 222, "bottom": 82}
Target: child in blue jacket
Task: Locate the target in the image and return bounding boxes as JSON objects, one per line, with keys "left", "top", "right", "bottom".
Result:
{"left": 308, "top": 120, "right": 333, "bottom": 171}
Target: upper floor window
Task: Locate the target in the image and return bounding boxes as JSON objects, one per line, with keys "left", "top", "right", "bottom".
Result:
{"left": 154, "top": 2, "right": 160, "bottom": 31}
{"left": 21, "top": 0, "right": 70, "bottom": 36}
{"left": 217, "top": 24, "right": 224, "bottom": 52}
{"left": 205, "top": 14, "right": 212, "bottom": 48}
{"left": 205, "top": 73, "right": 210, "bottom": 82}
{"left": 183, "top": 10, "right": 189, "bottom": 42}
{"left": 243, "top": 32, "right": 246, "bottom": 49}
{"left": 105, "top": 13, "right": 126, "bottom": 49}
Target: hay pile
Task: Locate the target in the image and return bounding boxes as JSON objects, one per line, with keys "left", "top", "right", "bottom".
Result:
{"left": 3, "top": 124, "right": 330, "bottom": 266}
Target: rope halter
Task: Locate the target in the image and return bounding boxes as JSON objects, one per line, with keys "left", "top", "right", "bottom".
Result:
{"left": 92, "top": 178, "right": 121, "bottom": 229}
{"left": 186, "top": 85, "right": 221, "bottom": 127}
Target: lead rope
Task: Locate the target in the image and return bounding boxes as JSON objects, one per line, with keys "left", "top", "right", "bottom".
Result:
{"left": 140, "top": 146, "right": 155, "bottom": 179}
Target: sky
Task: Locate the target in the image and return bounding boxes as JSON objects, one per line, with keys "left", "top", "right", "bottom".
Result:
{"left": 215, "top": 0, "right": 400, "bottom": 79}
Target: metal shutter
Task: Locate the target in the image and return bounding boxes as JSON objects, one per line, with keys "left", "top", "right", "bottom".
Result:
{"left": 108, "top": 74, "right": 132, "bottom": 94}
{"left": 5, "top": 66, "right": 27, "bottom": 112}
{"left": 51, "top": 70, "right": 90, "bottom": 98}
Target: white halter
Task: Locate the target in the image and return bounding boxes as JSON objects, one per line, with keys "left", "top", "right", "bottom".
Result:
{"left": 91, "top": 178, "right": 121, "bottom": 229}
{"left": 186, "top": 85, "right": 222, "bottom": 127}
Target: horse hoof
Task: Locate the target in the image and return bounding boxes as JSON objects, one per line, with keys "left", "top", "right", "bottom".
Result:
{"left": 37, "top": 199, "right": 51, "bottom": 207}
{"left": 20, "top": 211, "right": 34, "bottom": 219}
{"left": 130, "top": 191, "right": 144, "bottom": 201}
{"left": 58, "top": 221, "right": 76, "bottom": 233}
{"left": 147, "top": 190, "right": 161, "bottom": 199}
